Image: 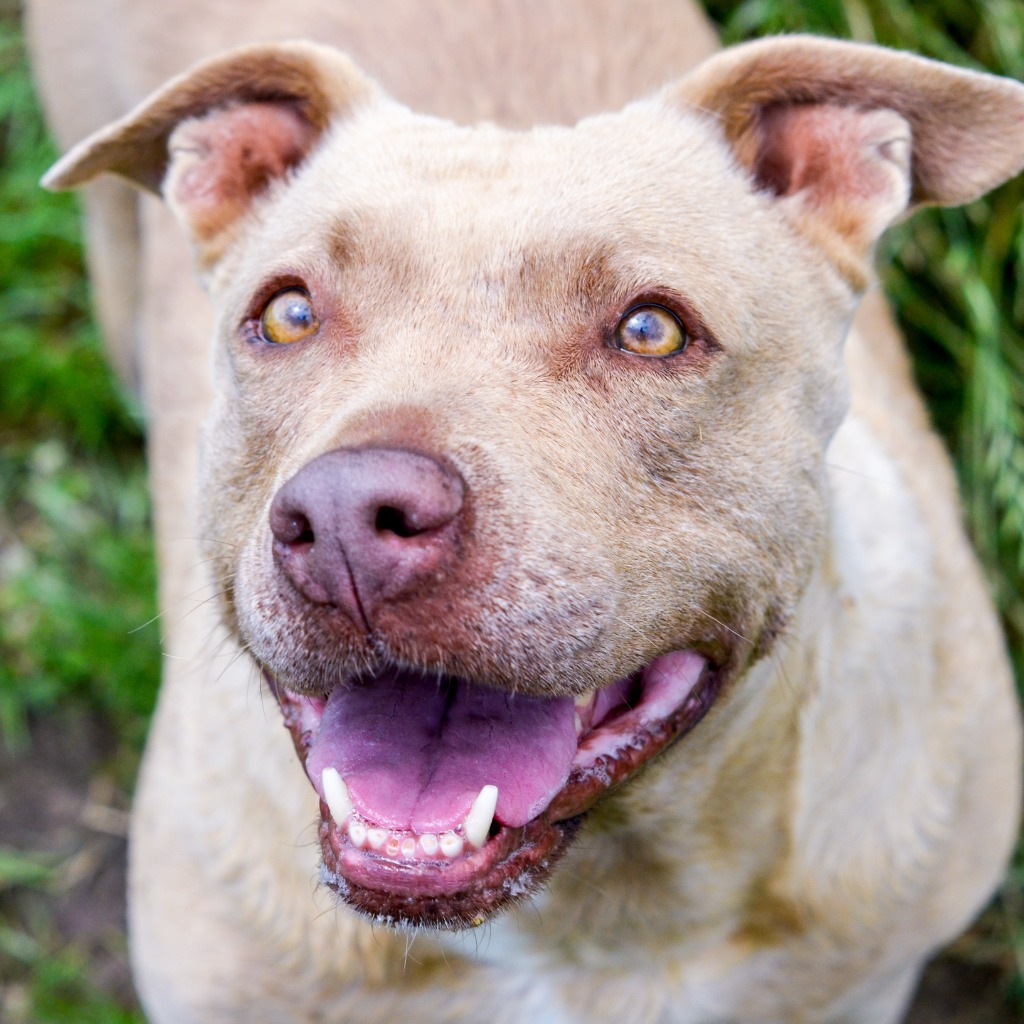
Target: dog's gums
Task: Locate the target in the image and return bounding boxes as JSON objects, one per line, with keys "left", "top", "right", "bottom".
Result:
{"left": 271, "top": 650, "right": 717, "bottom": 926}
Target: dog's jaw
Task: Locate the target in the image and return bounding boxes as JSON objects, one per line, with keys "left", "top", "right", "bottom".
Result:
{"left": 269, "top": 651, "right": 721, "bottom": 927}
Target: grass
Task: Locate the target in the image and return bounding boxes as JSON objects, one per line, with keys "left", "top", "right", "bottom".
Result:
{"left": 0, "top": 6, "right": 158, "bottom": 753}
{"left": 0, "top": 4, "right": 154, "bottom": 1020}
{"left": 1, "top": 0, "right": 1023, "bottom": 1020}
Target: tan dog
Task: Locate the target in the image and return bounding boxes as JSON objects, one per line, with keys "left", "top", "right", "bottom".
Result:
{"left": 32, "top": 2, "right": 1024, "bottom": 1021}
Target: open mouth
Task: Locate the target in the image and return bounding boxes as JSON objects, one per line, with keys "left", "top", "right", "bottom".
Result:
{"left": 270, "top": 650, "right": 719, "bottom": 927}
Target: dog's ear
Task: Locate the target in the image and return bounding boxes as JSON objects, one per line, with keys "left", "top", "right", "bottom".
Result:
{"left": 43, "top": 42, "right": 379, "bottom": 261}
{"left": 669, "top": 37, "right": 1024, "bottom": 287}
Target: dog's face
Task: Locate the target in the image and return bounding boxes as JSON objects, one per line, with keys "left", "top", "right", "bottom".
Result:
{"left": 47, "top": 38, "right": 1024, "bottom": 927}
{"left": 200, "top": 101, "right": 846, "bottom": 923}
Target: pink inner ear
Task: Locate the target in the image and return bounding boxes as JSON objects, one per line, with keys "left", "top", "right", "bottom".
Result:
{"left": 752, "top": 102, "right": 912, "bottom": 254}
{"left": 755, "top": 104, "right": 903, "bottom": 202}
{"left": 168, "top": 102, "right": 317, "bottom": 242}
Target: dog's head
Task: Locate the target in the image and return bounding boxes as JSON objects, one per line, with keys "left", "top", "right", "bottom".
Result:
{"left": 47, "top": 38, "right": 1024, "bottom": 927}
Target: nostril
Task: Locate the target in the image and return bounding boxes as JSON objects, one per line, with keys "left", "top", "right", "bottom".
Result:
{"left": 375, "top": 505, "right": 419, "bottom": 538}
{"left": 269, "top": 447, "right": 466, "bottom": 620}
{"left": 274, "top": 509, "right": 315, "bottom": 546}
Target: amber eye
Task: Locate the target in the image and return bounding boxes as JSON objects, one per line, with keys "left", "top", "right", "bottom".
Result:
{"left": 614, "top": 305, "right": 688, "bottom": 357}
{"left": 259, "top": 289, "right": 319, "bottom": 345}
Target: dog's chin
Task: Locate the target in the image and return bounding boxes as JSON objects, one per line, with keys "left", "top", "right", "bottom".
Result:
{"left": 268, "top": 652, "right": 721, "bottom": 929}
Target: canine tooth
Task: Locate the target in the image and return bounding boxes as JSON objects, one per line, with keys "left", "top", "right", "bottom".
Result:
{"left": 440, "top": 832, "right": 464, "bottom": 858}
{"left": 321, "top": 767, "right": 354, "bottom": 824}
{"left": 574, "top": 711, "right": 583, "bottom": 733}
{"left": 419, "top": 833, "right": 439, "bottom": 856}
{"left": 462, "top": 784, "right": 498, "bottom": 848}
{"left": 575, "top": 690, "right": 595, "bottom": 708}
{"left": 348, "top": 820, "right": 367, "bottom": 848}
{"left": 367, "top": 827, "right": 388, "bottom": 851}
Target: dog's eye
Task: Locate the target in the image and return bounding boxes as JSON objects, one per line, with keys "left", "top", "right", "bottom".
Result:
{"left": 615, "top": 305, "right": 688, "bottom": 357}
{"left": 260, "top": 289, "right": 319, "bottom": 345}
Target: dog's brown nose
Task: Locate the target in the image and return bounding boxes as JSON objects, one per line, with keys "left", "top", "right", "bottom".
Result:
{"left": 269, "top": 447, "right": 465, "bottom": 627}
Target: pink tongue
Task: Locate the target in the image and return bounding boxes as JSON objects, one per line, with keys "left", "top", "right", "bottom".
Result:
{"left": 305, "top": 670, "right": 578, "bottom": 832}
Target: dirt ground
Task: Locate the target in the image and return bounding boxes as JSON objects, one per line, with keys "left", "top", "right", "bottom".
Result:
{"left": 0, "top": 708, "right": 1019, "bottom": 1022}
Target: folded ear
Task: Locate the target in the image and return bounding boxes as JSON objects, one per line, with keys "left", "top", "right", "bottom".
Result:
{"left": 44, "top": 42, "right": 379, "bottom": 262}
{"left": 669, "top": 36, "right": 1024, "bottom": 287}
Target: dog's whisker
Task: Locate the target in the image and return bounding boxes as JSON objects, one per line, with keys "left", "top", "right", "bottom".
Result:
{"left": 766, "top": 633, "right": 802, "bottom": 701}
{"left": 192, "top": 620, "right": 241, "bottom": 660}
{"left": 437, "top": 940, "right": 457, "bottom": 977}
{"left": 127, "top": 610, "right": 165, "bottom": 634}
{"left": 401, "top": 929, "right": 425, "bottom": 973}
{"left": 684, "top": 606, "right": 755, "bottom": 646}
{"left": 179, "top": 535, "right": 243, "bottom": 550}
{"left": 824, "top": 461, "right": 887, "bottom": 483}
{"left": 178, "top": 590, "right": 234, "bottom": 628}
{"left": 609, "top": 614, "right": 658, "bottom": 646}
{"left": 181, "top": 568, "right": 236, "bottom": 592}
{"left": 469, "top": 920, "right": 493, "bottom": 959}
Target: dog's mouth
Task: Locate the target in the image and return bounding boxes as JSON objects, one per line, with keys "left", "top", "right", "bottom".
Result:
{"left": 270, "top": 650, "right": 719, "bottom": 927}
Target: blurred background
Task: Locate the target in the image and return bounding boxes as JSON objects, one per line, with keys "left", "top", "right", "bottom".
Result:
{"left": 1, "top": 0, "right": 1022, "bottom": 1020}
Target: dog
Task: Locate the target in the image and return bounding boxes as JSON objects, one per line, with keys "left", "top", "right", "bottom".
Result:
{"left": 30, "top": 1, "right": 1024, "bottom": 1020}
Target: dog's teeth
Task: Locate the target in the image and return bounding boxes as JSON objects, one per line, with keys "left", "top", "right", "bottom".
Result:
{"left": 321, "top": 767, "right": 354, "bottom": 824}
{"left": 462, "top": 784, "right": 498, "bottom": 848}
{"left": 348, "top": 820, "right": 367, "bottom": 848}
{"left": 341, "top": 825, "right": 467, "bottom": 860}
{"left": 440, "top": 831, "right": 464, "bottom": 857}
{"left": 318, "top": 772, "right": 488, "bottom": 859}
{"left": 574, "top": 690, "right": 595, "bottom": 708}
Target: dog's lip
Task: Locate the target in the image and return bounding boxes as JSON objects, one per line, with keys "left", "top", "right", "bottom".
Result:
{"left": 318, "top": 812, "right": 584, "bottom": 927}
{"left": 268, "top": 652, "right": 722, "bottom": 925}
